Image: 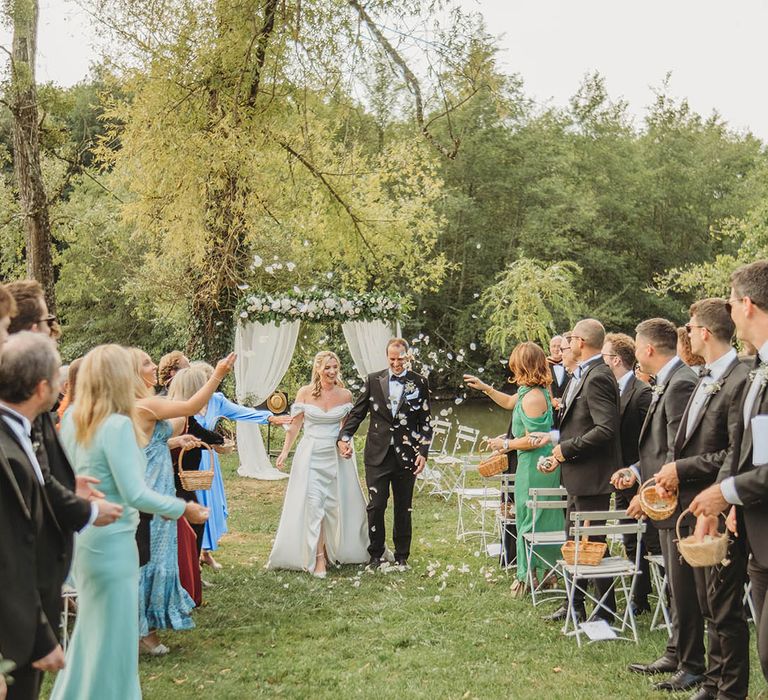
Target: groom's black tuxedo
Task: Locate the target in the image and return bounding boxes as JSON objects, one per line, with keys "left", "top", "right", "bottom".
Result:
{"left": 341, "top": 369, "right": 432, "bottom": 471}
{"left": 340, "top": 369, "right": 432, "bottom": 562}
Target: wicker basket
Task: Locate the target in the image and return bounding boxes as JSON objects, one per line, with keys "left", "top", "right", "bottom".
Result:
{"left": 639, "top": 477, "right": 678, "bottom": 520}
{"left": 476, "top": 439, "right": 508, "bottom": 478}
{"left": 178, "top": 442, "right": 215, "bottom": 491}
{"left": 478, "top": 452, "right": 507, "bottom": 477}
{"left": 561, "top": 537, "right": 607, "bottom": 566}
{"left": 676, "top": 509, "right": 730, "bottom": 567}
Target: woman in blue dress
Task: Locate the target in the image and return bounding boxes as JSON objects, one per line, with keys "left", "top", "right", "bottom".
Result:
{"left": 129, "top": 348, "right": 236, "bottom": 654}
{"left": 190, "top": 361, "right": 291, "bottom": 570}
{"left": 50, "top": 345, "right": 210, "bottom": 700}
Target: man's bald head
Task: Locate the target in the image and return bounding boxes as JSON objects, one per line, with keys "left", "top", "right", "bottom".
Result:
{"left": 573, "top": 319, "right": 606, "bottom": 353}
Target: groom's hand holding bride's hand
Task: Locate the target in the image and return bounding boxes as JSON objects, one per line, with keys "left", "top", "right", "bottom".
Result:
{"left": 414, "top": 454, "right": 426, "bottom": 475}
{"left": 268, "top": 415, "right": 294, "bottom": 426}
{"left": 337, "top": 440, "right": 353, "bottom": 459}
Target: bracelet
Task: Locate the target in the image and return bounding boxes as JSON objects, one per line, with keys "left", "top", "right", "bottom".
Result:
{"left": 482, "top": 386, "right": 493, "bottom": 395}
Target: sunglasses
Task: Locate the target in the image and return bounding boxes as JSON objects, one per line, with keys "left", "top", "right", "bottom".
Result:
{"left": 39, "top": 314, "right": 57, "bottom": 328}
{"left": 685, "top": 323, "right": 707, "bottom": 334}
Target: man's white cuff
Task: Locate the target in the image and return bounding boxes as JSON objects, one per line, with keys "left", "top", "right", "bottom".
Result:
{"left": 720, "top": 477, "right": 743, "bottom": 506}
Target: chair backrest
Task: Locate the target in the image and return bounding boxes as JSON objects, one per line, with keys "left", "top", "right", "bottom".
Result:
{"left": 569, "top": 510, "right": 646, "bottom": 572}
{"left": 428, "top": 419, "right": 451, "bottom": 454}
{"left": 526, "top": 487, "right": 568, "bottom": 532}
{"left": 451, "top": 425, "right": 480, "bottom": 455}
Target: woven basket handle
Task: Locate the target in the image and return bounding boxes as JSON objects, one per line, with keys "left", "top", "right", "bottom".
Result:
{"left": 177, "top": 442, "right": 215, "bottom": 475}
{"left": 677, "top": 507, "right": 725, "bottom": 542}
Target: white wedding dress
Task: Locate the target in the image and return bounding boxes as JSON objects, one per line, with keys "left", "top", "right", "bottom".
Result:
{"left": 267, "top": 402, "right": 369, "bottom": 573}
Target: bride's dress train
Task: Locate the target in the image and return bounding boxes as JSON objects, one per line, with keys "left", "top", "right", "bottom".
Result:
{"left": 267, "top": 402, "right": 369, "bottom": 572}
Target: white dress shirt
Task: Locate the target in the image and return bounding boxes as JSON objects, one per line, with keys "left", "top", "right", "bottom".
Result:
{"left": 617, "top": 371, "right": 634, "bottom": 397}
{"left": 685, "top": 348, "right": 737, "bottom": 438}
{"left": 0, "top": 403, "right": 45, "bottom": 485}
{"left": 721, "top": 340, "right": 768, "bottom": 505}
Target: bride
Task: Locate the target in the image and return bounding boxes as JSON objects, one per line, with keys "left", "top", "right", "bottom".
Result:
{"left": 267, "top": 351, "right": 369, "bottom": 577}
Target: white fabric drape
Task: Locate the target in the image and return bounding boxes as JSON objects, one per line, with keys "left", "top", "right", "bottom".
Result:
{"left": 234, "top": 320, "right": 300, "bottom": 479}
{"left": 341, "top": 320, "right": 401, "bottom": 379}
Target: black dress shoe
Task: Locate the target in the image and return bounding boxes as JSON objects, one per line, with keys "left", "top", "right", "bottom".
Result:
{"left": 545, "top": 605, "right": 585, "bottom": 622}
{"left": 653, "top": 670, "right": 704, "bottom": 692}
{"left": 628, "top": 656, "right": 678, "bottom": 675}
{"left": 366, "top": 557, "right": 381, "bottom": 569}
{"left": 394, "top": 558, "right": 408, "bottom": 567}
{"left": 687, "top": 687, "right": 715, "bottom": 700}
{"left": 630, "top": 600, "right": 651, "bottom": 616}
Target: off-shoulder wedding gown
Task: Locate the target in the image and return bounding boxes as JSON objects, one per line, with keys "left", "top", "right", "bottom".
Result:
{"left": 267, "top": 402, "right": 369, "bottom": 573}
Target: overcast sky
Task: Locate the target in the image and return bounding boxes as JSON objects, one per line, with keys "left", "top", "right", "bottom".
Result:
{"left": 5, "top": 0, "right": 768, "bottom": 138}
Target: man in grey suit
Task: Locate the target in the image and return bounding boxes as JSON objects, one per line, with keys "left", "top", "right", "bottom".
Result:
{"left": 692, "top": 260, "right": 768, "bottom": 685}
{"left": 624, "top": 319, "right": 699, "bottom": 691}
{"left": 531, "top": 318, "right": 621, "bottom": 622}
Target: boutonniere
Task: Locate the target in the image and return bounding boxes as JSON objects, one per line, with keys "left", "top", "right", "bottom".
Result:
{"left": 703, "top": 381, "right": 722, "bottom": 397}
{"left": 749, "top": 362, "right": 768, "bottom": 387}
{"left": 651, "top": 384, "right": 666, "bottom": 402}
{"left": 31, "top": 439, "right": 41, "bottom": 453}
{"left": 404, "top": 381, "right": 417, "bottom": 395}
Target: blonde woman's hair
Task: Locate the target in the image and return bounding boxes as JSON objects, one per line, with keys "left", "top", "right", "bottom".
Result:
{"left": 190, "top": 361, "right": 214, "bottom": 380}
{"left": 167, "top": 367, "right": 208, "bottom": 402}
{"left": 72, "top": 345, "right": 139, "bottom": 446}
{"left": 128, "top": 347, "right": 155, "bottom": 399}
{"left": 311, "top": 351, "right": 344, "bottom": 398}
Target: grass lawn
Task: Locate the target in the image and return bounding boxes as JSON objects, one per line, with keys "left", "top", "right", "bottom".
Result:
{"left": 48, "top": 454, "right": 768, "bottom": 699}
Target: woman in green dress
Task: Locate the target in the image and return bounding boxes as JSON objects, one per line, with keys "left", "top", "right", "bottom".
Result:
{"left": 505, "top": 342, "right": 563, "bottom": 594}
{"left": 467, "top": 342, "right": 563, "bottom": 595}
{"left": 50, "top": 345, "right": 213, "bottom": 700}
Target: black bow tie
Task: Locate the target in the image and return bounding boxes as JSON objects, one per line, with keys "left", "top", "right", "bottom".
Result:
{"left": 390, "top": 375, "right": 406, "bottom": 384}
{"left": 648, "top": 375, "right": 657, "bottom": 387}
{"left": 699, "top": 367, "right": 712, "bottom": 378}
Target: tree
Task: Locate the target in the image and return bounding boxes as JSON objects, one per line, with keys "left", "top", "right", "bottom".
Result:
{"left": 2, "top": 0, "right": 55, "bottom": 308}
{"left": 481, "top": 258, "right": 582, "bottom": 353}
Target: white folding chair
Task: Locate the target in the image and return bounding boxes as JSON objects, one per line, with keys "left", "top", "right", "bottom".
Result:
{"left": 647, "top": 553, "right": 672, "bottom": 634}
{"left": 496, "top": 473, "right": 516, "bottom": 568}
{"left": 430, "top": 424, "right": 480, "bottom": 500}
{"left": 61, "top": 585, "right": 78, "bottom": 652}
{"left": 744, "top": 581, "right": 757, "bottom": 623}
{"left": 455, "top": 461, "right": 501, "bottom": 547}
{"left": 418, "top": 419, "right": 452, "bottom": 494}
{"left": 560, "top": 511, "right": 646, "bottom": 647}
{"left": 523, "top": 487, "right": 568, "bottom": 606}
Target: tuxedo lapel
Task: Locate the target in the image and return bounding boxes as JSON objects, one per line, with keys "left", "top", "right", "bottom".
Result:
{"left": 561, "top": 360, "right": 598, "bottom": 422}
{"left": 674, "top": 379, "right": 701, "bottom": 453}
{"left": 395, "top": 371, "right": 413, "bottom": 416}
{"left": 0, "top": 440, "right": 31, "bottom": 521}
{"left": 739, "top": 380, "right": 768, "bottom": 472}
{"left": 620, "top": 375, "right": 636, "bottom": 415}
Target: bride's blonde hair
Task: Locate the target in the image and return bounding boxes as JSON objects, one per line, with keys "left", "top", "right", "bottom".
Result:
{"left": 311, "top": 351, "right": 344, "bottom": 398}
{"left": 72, "top": 344, "right": 139, "bottom": 446}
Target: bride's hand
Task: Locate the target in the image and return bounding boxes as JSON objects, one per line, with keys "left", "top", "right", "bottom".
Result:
{"left": 276, "top": 452, "right": 288, "bottom": 470}
{"left": 269, "top": 414, "right": 293, "bottom": 426}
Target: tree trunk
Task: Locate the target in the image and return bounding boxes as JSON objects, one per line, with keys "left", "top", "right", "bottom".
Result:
{"left": 9, "top": 0, "right": 56, "bottom": 311}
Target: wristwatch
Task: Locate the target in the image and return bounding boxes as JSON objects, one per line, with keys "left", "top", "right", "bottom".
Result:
{"left": 502, "top": 439, "right": 509, "bottom": 451}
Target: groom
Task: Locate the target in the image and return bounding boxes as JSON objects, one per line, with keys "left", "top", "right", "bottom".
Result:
{"left": 338, "top": 338, "right": 432, "bottom": 568}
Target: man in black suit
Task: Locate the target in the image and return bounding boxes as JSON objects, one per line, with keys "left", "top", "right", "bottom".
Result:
{"left": 338, "top": 338, "right": 432, "bottom": 568}
{"left": 0, "top": 332, "right": 122, "bottom": 700}
{"left": 603, "top": 332, "right": 654, "bottom": 615}
{"left": 692, "top": 260, "right": 768, "bottom": 685}
{"left": 653, "top": 299, "right": 750, "bottom": 700}
{"left": 624, "top": 318, "right": 699, "bottom": 691}
{"left": 548, "top": 335, "right": 569, "bottom": 400}
{"left": 5, "top": 280, "right": 119, "bottom": 638}
{"left": 531, "top": 318, "right": 621, "bottom": 622}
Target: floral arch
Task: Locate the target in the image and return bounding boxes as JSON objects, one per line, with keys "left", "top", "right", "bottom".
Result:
{"left": 233, "top": 290, "right": 406, "bottom": 480}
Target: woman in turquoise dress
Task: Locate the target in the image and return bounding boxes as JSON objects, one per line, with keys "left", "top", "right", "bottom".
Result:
{"left": 50, "top": 345, "right": 210, "bottom": 700}
{"left": 129, "top": 348, "right": 236, "bottom": 654}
